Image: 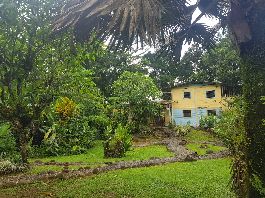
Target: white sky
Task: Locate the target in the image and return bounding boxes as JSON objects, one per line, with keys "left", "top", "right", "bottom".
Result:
{"left": 133, "top": 1, "right": 219, "bottom": 57}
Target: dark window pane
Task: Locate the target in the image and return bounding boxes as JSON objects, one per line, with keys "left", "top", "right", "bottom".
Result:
{"left": 183, "top": 110, "right": 191, "bottom": 117}
{"left": 206, "top": 90, "right": 215, "bottom": 98}
{"left": 184, "top": 92, "right": 191, "bottom": 98}
{"left": 207, "top": 110, "right": 217, "bottom": 116}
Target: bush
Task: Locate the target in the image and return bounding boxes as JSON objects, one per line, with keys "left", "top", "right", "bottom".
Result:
{"left": 199, "top": 115, "right": 218, "bottom": 129}
{"left": 174, "top": 125, "right": 192, "bottom": 137}
{"left": 55, "top": 97, "right": 78, "bottom": 119}
{"left": 104, "top": 124, "right": 132, "bottom": 158}
{"left": 32, "top": 97, "right": 96, "bottom": 157}
{"left": 88, "top": 114, "right": 111, "bottom": 139}
{"left": 39, "top": 116, "right": 96, "bottom": 156}
{"left": 0, "top": 124, "right": 20, "bottom": 162}
{"left": 0, "top": 160, "right": 28, "bottom": 175}
{"left": 213, "top": 98, "right": 248, "bottom": 197}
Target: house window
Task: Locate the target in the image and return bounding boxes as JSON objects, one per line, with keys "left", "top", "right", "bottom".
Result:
{"left": 207, "top": 110, "right": 217, "bottom": 116}
{"left": 183, "top": 110, "right": 191, "bottom": 117}
{"left": 184, "top": 92, "right": 191, "bottom": 98}
{"left": 206, "top": 90, "right": 215, "bottom": 98}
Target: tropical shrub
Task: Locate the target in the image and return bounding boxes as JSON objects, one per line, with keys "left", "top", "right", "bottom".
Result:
{"left": 214, "top": 98, "right": 249, "bottom": 197}
{"left": 174, "top": 125, "right": 192, "bottom": 137}
{"left": 199, "top": 115, "right": 218, "bottom": 129}
{"left": 0, "top": 160, "right": 28, "bottom": 175}
{"left": 0, "top": 124, "right": 20, "bottom": 162}
{"left": 32, "top": 97, "right": 96, "bottom": 157}
{"left": 88, "top": 114, "right": 111, "bottom": 139}
{"left": 104, "top": 124, "right": 132, "bottom": 158}
{"left": 55, "top": 97, "right": 78, "bottom": 119}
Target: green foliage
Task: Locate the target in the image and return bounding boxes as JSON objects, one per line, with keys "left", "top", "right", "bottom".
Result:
{"left": 214, "top": 99, "right": 246, "bottom": 152}
{"left": 0, "top": 124, "right": 20, "bottom": 162}
{"left": 141, "top": 53, "right": 179, "bottom": 98}
{"left": 104, "top": 124, "right": 132, "bottom": 158}
{"left": 0, "top": 160, "right": 27, "bottom": 175}
{"left": 0, "top": 0, "right": 74, "bottom": 163}
{"left": 214, "top": 98, "right": 249, "bottom": 197}
{"left": 81, "top": 41, "right": 147, "bottom": 97}
{"left": 178, "top": 37, "right": 241, "bottom": 85}
{"left": 252, "top": 174, "right": 265, "bottom": 197}
{"left": 0, "top": 0, "right": 108, "bottom": 162}
{"left": 111, "top": 71, "right": 162, "bottom": 133}
{"left": 174, "top": 125, "right": 192, "bottom": 137}
{"left": 199, "top": 115, "right": 218, "bottom": 129}
{"left": 33, "top": 97, "right": 96, "bottom": 157}
{"left": 88, "top": 114, "right": 111, "bottom": 139}
{"left": 55, "top": 97, "right": 78, "bottom": 120}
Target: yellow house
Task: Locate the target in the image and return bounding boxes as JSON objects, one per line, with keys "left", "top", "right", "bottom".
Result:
{"left": 171, "top": 82, "right": 238, "bottom": 127}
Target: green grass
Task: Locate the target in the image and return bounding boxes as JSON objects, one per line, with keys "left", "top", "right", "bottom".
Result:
{"left": 27, "top": 141, "right": 174, "bottom": 174}
{"left": 186, "top": 143, "right": 227, "bottom": 156}
{"left": 29, "top": 165, "right": 63, "bottom": 174}
{"left": 0, "top": 158, "right": 235, "bottom": 198}
{"left": 184, "top": 129, "right": 227, "bottom": 155}
{"left": 30, "top": 141, "right": 174, "bottom": 164}
{"left": 185, "top": 130, "right": 215, "bottom": 142}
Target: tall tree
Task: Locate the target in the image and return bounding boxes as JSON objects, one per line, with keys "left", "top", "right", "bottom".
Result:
{"left": 111, "top": 71, "right": 161, "bottom": 133}
{"left": 142, "top": 37, "right": 241, "bottom": 97}
{"left": 0, "top": 0, "right": 64, "bottom": 163}
{"left": 179, "top": 37, "right": 241, "bottom": 85}
{"left": 79, "top": 40, "right": 147, "bottom": 97}
{"left": 140, "top": 53, "right": 180, "bottom": 99}
{"left": 0, "top": 0, "right": 104, "bottom": 163}
{"left": 53, "top": 1, "right": 264, "bottom": 197}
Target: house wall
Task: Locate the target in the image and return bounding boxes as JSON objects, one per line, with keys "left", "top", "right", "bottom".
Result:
{"left": 171, "top": 84, "right": 224, "bottom": 127}
{"left": 171, "top": 107, "right": 222, "bottom": 127}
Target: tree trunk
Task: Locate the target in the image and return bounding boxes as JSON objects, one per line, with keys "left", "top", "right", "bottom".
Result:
{"left": 231, "top": 2, "right": 265, "bottom": 197}
{"left": 14, "top": 121, "right": 29, "bottom": 164}
{"left": 20, "top": 135, "right": 28, "bottom": 164}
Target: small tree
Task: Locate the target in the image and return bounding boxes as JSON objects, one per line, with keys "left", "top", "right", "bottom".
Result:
{"left": 111, "top": 71, "right": 162, "bottom": 133}
{"left": 214, "top": 98, "right": 249, "bottom": 197}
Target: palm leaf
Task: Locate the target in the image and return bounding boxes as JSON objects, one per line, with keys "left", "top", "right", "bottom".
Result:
{"left": 54, "top": 0, "right": 190, "bottom": 49}
{"left": 158, "top": 23, "right": 216, "bottom": 61}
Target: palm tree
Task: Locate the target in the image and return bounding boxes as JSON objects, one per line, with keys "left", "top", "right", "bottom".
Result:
{"left": 54, "top": 1, "right": 265, "bottom": 197}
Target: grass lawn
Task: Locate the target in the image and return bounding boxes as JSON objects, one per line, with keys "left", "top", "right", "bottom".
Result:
{"left": 0, "top": 158, "right": 235, "bottom": 198}
{"left": 30, "top": 141, "right": 174, "bottom": 163}
{"left": 185, "top": 130, "right": 216, "bottom": 142}
{"left": 28, "top": 141, "right": 174, "bottom": 174}
{"left": 186, "top": 143, "right": 227, "bottom": 156}
{"left": 184, "top": 129, "right": 227, "bottom": 155}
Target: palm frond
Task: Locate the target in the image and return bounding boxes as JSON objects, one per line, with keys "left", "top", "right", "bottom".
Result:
{"left": 53, "top": 0, "right": 190, "bottom": 49}
{"left": 185, "top": 23, "right": 216, "bottom": 46}
{"left": 158, "top": 23, "right": 216, "bottom": 61}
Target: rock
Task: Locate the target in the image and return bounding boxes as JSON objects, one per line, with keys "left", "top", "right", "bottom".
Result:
{"left": 34, "top": 160, "right": 43, "bottom": 164}
{"left": 62, "top": 169, "right": 70, "bottom": 173}
{"left": 179, "top": 140, "right": 187, "bottom": 145}
{"left": 184, "top": 152, "right": 198, "bottom": 162}
{"left": 199, "top": 144, "right": 208, "bottom": 149}
{"left": 206, "top": 150, "right": 214, "bottom": 154}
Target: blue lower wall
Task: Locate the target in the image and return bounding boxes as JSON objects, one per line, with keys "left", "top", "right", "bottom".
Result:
{"left": 172, "top": 108, "right": 221, "bottom": 127}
